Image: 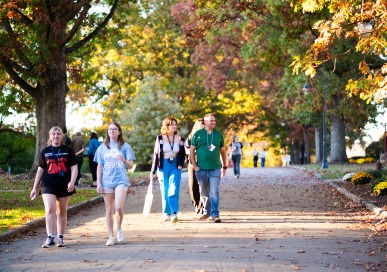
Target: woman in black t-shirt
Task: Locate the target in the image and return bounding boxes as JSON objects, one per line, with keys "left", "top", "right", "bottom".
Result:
{"left": 30, "top": 126, "right": 78, "bottom": 248}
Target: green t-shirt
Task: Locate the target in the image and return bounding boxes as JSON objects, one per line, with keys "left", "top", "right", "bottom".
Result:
{"left": 191, "top": 128, "right": 224, "bottom": 170}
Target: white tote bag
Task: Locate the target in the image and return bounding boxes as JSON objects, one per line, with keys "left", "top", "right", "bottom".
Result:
{"left": 143, "top": 176, "right": 153, "bottom": 218}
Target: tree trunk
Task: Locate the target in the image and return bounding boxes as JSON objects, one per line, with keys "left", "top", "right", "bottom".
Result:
{"left": 330, "top": 114, "right": 348, "bottom": 163}
{"left": 31, "top": 54, "right": 67, "bottom": 172}
{"left": 303, "top": 127, "right": 310, "bottom": 164}
{"left": 315, "top": 127, "right": 322, "bottom": 163}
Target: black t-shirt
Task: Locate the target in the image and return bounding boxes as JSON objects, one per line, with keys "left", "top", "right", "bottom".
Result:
{"left": 39, "top": 145, "right": 77, "bottom": 189}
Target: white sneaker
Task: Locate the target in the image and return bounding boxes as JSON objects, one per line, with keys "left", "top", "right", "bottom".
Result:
{"left": 106, "top": 237, "right": 115, "bottom": 246}
{"left": 162, "top": 215, "right": 170, "bottom": 221}
{"left": 170, "top": 214, "right": 178, "bottom": 223}
{"left": 116, "top": 230, "right": 124, "bottom": 243}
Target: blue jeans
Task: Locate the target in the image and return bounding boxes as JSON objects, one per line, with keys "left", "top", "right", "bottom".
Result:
{"left": 195, "top": 169, "right": 221, "bottom": 218}
{"left": 232, "top": 154, "right": 241, "bottom": 175}
{"left": 157, "top": 158, "right": 181, "bottom": 215}
{"left": 261, "top": 157, "right": 265, "bottom": 167}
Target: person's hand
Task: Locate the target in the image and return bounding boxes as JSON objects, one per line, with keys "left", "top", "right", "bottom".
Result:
{"left": 193, "top": 166, "right": 200, "bottom": 171}
{"left": 96, "top": 184, "right": 103, "bottom": 194}
{"left": 30, "top": 189, "right": 37, "bottom": 200}
{"left": 178, "top": 166, "right": 182, "bottom": 170}
{"left": 221, "top": 168, "right": 226, "bottom": 178}
{"left": 67, "top": 181, "right": 75, "bottom": 192}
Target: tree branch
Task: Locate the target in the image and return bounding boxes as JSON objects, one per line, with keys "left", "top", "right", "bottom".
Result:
{"left": 65, "top": 0, "right": 119, "bottom": 54}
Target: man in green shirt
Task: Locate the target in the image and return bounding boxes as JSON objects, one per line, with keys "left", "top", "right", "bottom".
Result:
{"left": 190, "top": 113, "right": 227, "bottom": 223}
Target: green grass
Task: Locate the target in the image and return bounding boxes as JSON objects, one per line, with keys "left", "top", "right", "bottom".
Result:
{"left": 0, "top": 170, "right": 149, "bottom": 235}
{"left": 301, "top": 163, "right": 377, "bottom": 179}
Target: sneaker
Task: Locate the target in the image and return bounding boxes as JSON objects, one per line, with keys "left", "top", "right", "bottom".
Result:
{"left": 198, "top": 214, "right": 210, "bottom": 221}
{"left": 214, "top": 216, "right": 222, "bottom": 223}
{"left": 170, "top": 214, "right": 178, "bottom": 223}
{"left": 162, "top": 214, "right": 170, "bottom": 221}
{"left": 42, "top": 236, "right": 55, "bottom": 248}
{"left": 116, "top": 230, "right": 124, "bottom": 243}
{"left": 106, "top": 237, "right": 115, "bottom": 246}
{"left": 57, "top": 236, "right": 65, "bottom": 247}
{"left": 237, "top": 174, "right": 240, "bottom": 178}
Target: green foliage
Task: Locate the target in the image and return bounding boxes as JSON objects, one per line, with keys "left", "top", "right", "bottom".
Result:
{"left": 366, "top": 169, "right": 387, "bottom": 180}
{"left": 365, "top": 139, "right": 384, "bottom": 159}
{"left": 0, "top": 130, "right": 35, "bottom": 174}
{"left": 118, "top": 76, "right": 184, "bottom": 166}
{"left": 373, "top": 181, "right": 387, "bottom": 196}
{"left": 351, "top": 172, "right": 373, "bottom": 185}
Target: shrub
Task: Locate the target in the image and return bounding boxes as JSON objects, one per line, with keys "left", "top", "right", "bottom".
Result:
{"left": 366, "top": 169, "right": 387, "bottom": 180}
{"left": 356, "top": 158, "right": 365, "bottom": 164}
{"left": 364, "top": 157, "right": 375, "bottom": 163}
{"left": 373, "top": 181, "right": 387, "bottom": 196}
{"left": 351, "top": 172, "right": 374, "bottom": 185}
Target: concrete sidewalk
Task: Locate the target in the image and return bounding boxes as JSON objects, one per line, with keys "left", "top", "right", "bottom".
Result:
{"left": 1, "top": 167, "right": 386, "bottom": 271}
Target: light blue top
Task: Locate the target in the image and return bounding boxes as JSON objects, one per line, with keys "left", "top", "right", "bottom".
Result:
{"left": 94, "top": 142, "right": 136, "bottom": 188}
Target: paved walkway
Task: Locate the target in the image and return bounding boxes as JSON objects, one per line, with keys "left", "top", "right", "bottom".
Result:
{"left": 1, "top": 167, "right": 386, "bottom": 271}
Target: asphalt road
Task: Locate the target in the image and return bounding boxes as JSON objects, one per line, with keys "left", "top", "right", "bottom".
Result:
{"left": 1, "top": 167, "right": 386, "bottom": 272}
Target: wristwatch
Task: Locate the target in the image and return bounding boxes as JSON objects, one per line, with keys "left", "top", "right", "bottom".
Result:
{"left": 222, "top": 167, "right": 227, "bottom": 169}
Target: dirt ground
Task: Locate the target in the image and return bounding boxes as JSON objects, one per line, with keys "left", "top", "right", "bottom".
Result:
{"left": 1, "top": 167, "right": 386, "bottom": 272}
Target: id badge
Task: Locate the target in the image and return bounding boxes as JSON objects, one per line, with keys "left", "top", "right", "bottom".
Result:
{"left": 208, "top": 144, "right": 215, "bottom": 152}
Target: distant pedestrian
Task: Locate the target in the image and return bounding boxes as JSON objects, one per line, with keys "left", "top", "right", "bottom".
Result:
{"left": 185, "top": 118, "right": 205, "bottom": 214}
{"left": 30, "top": 126, "right": 78, "bottom": 248}
{"left": 94, "top": 122, "right": 136, "bottom": 246}
{"left": 252, "top": 148, "right": 259, "bottom": 167}
{"left": 71, "top": 132, "right": 86, "bottom": 185}
{"left": 151, "top": 116, "right": 186, "bottom": 223}
{"left": 260, "top": 148, "right": 266, "bottom": 167}
{"left": 190, "top": 113, "right": 227, "bottom": 223}
{"left": 88, "top": 132, "right": 100, "bottom": 187}
{"left": 229, "top": 135, "right": 243, "bottom": 178}
{"left": 62, "top": 127, "right": 72, "bottom": 147}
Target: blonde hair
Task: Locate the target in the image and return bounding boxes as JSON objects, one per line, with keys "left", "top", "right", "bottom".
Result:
{"left": 47, "top": 126, "right": 64, "bottom": 146}
{"left": 160, "top": 116, "right": 178, "bottom": 135}
{"left": 188, "top": 119, "right": 204, "bottom": 138}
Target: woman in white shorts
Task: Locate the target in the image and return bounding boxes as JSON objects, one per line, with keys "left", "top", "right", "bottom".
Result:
{"left": 94, "top": 122, "right": 136, "bottom": 246}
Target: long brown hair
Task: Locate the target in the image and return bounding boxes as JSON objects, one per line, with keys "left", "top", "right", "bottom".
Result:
{"left": 104, "top": 122, "right": 125, "bottom": 149}
{"left": 160, "top": 116, "right": 178, "bottom": 135}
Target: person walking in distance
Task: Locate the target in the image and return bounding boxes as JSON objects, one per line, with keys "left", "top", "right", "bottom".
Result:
{"left": 260, "top": 148, "right": 267, "bottom": 167}
{"left": 229, "top": 135, "right": 243, "bottom": 178}
{"left": 71, "top": 132, "right": 86, "bottom": 185}
{"left": 190, "top": 113, "right": 228, "bottom": 223}
{"left": 94, "top": 123, "right": 136, "bottom": 246}
{"left": 88, "top": 132, "right": 100, "bottom": 187}
{"left": 252, "top": 148, "right": 259, "bottom": 167}
{"left": 30, "top": 126, "right": 78, "bottom": 248}
{"left": 185, "top": 119, "right": 205, "bottom": 214}
{"left": 151, "top": 117, "right": 186, "bottom": 223}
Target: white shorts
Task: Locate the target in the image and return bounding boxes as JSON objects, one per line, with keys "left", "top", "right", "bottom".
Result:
{"left": 102, "top": 184, "right": 129, "bottom": 194}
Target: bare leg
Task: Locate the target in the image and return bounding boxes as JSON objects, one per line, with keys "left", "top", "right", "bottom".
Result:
{"left": 103, "top": 193, "right": 115, "bottom": 238}
{"left": 42, "top": 194, "right": 57, "bottom": 235}
{"left": 114, "top": 189, "right": 127, "bottom": 230}
{"left": 56, "top": 196, "right": 71, "bottom": 235}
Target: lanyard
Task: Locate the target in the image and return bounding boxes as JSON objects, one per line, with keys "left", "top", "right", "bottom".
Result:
{"left": 166, "top": 135, "right": 175, "bottom": 151}
{"left": 51, "top": 146, "right": 61, "bottom": 166}
{"left": 207, "top": 132, "right": 213, "bottom": 149}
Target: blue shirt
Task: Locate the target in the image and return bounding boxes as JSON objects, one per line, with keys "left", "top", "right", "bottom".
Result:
{"left": 88, "top": 138, "right": 100, "bottom": 156}
{"left": 94, "top": 142, "right": 136, "bottom": 188}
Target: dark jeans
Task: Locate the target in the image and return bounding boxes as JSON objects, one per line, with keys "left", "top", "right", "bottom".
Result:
{"left": 253, "top": 156, "right": 258, "bottom": 167}
{"left": 232, "top": 154, "right": 241, "bottom": 175}
{"left": 88, "top": 155, "right": 98, "bottom": 182}
{"left": 76, "top": 156, "right": 83, "bottom": 183}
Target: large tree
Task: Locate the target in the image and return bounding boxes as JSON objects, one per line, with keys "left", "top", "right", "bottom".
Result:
{"left": 0, "top": 0, "right": 123, "bottom": 170}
